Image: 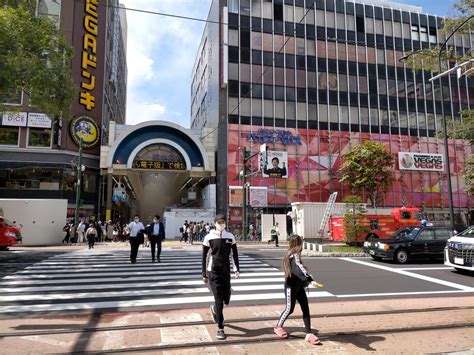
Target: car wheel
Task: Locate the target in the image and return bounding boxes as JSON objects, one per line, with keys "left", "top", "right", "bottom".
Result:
{"left": 371, "top": 255, "right": 383, "bottom": 261}
{"left": 395, "top": 249, "right": 409, "bottom": 264}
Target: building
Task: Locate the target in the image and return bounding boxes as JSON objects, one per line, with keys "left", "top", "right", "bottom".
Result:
{"left": 191, "top": 0, "right": 473, "bottom": 232}
{"left": 0, "top": 0, "right": 127, "bottom": 219}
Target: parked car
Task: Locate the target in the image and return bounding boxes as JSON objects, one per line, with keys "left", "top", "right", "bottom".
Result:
{"left": 363, "top": 226, "right": 454, "bottom": 264}
{"left": 444, "top": 226, "right": 474, "bottom": 273}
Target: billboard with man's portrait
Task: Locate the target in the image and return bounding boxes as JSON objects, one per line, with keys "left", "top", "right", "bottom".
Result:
{"left": 262, "top": 151, "right": 288, "bottom": 178}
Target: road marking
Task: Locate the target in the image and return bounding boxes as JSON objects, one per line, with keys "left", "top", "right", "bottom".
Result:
{"left": 0, "top": 271, "right": 284, "bottom": 285}
{"left": 0, "top": 284, "right": 290, "bottom": 302}
{"left": 0, "top": 291, "right": 333, "bottom": 314}
{"left": 3, "top": 267, "right": 277, "bottom": 280}
{"left": 340, "top": 258, "right": 474, "bottom": 291}
{"left": 336, "top": 290, "right": 472, "bottom": 298}
{"left": 399, "top": 267, "right": 454, "bottom": 271}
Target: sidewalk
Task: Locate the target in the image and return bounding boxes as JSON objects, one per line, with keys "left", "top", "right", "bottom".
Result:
{"left": 0, "top": 296, "right": 472, "bottom": 353}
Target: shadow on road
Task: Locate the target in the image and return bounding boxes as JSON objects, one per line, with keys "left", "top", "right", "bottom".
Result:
{"left": 331, "top": 334, "right": 385, "bottom": 351}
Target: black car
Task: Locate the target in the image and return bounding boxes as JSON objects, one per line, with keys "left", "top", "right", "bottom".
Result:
{"left": 363, "top": 226, "right": 455, "bottom": 264}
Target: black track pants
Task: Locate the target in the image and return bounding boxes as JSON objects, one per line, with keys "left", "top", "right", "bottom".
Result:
{"left": 277, "top": 285, "right": 311, "bottom": 333}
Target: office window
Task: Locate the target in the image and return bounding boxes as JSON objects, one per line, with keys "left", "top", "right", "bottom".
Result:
{"left": 287, "top": 102, "right": 296, "bottom": 120}
{"left": 229, "top": 63, "right": 239, "bottom": 80}
{"left": 241, "top": 0, "right": 250, "bottom": 16}
{"left": 339, "top": 74, "right": 348, "bottom": 92}
{"left": 308, "top": 104, "right": 317, "bottom": 120}
{"left": 402, "top": 23, "right": 411, "bottom": 39}
{"left": 307, "top": 9, "right": 315, "bottom": 25}
{"left": 389, "top": 110, "right": 398, "bottom": 127}
{"left": 336, "top": 13, "right": 345, "bottom": 30}
{"left": 399, "top": 112, "right": 408, "bottom": 127}
{"left": 229, "top": 98, "right": 239, "bottom": 114}
{"left": 356, "top": 16, "right": 365, "bottom": 32}
{"left": 347, "top": 15, "right": 355, "bottom": 31}
{"left": 376, "top": 49, "right": 385, "bottom": 64}
{"left": 251, "top": 0, "right": 261, "bottom": 17}
{"left": 229, "top": 0, "right": 239, "bottom": 13}
{"left": 349, "top": 75, "right": 358, "bottom": 92}
{"left": 295, "top": 6, "right": 305, "bottom": 22}
{"left": 429, "top": 27, "right": 437, "bottom": 43}
{"left": 383, "top": 21, "right": 393, "bottom": 36}
{"left": 297, "top": 102, "right": 307, "bottom": 120}
{"left": 350, "top": 107, "right": 359, "bottom": 124}
{"left": 319, "top": 104, "right": 328, "bottom": 121}
{"left": 360, "top": 107, "right": 369, "bottom": 125}
{"left": 359, "top": 77, "right": 368, "bottom": 94}
{"left": 340, "top": 106, "right": 349, "bottom": 123}
{"left": 241, "top": 98, "right": 251, "bottom": 116}
{"left": 28, "top": 128, "right": 52, "bottom": 148}
{"left": 252, "top": 98, "right": 262, "bottom": 116}
{"left": 329, "top": 105, "right": 338, "bottom": 122}
{"left": 327, "top": 12, "right": 336, "bottom": 28}
{"left": 262, "top": 1, "right": 272, "bottom": 19}
{"left": 411, "top": 25, "right": 420, "bottom": 41}
{"left": 420, "top": 26, "right": 428, "bottom": 42}
{"left": 307, "top": 40, "right": 316, "bottom": 56}
{"left": 365, "top": 18, "right": 374, "bottom": 34}
{"left": 274, "top": 2, "right": 283, "bottom": 21}
{"left": 378, "top": 78, "right": 386, "bottom": 95}
{"left": 408, "top": 111, "right": 417, "bottom": 128}
{"left": 285, "top": 4, "right": 294, "bottom": 22}
{"left": 38, "top": 0, "right": 61, "bottom": 27}
{"left": 316, "top": 10, "right": 325, "bottom": 26}
{"left": 0, "top": 89, "right": 22, "bottom": 105}
{"left": 370, "top": 108, "right": 379, "bottom": 125}
{"left": 263, "top": 99, "right": 273, "bottom": 117}
{"left": 229, "top": 30, "right": 239, "bottom": 47}
{"left": 296, "top": 38, "right": 305, "bottom": 55}
{"left": 275, "top": 101, "right": 285, "bottom": 118}
{"left": 0, "top": 127, "right": 19, "bottom": 146}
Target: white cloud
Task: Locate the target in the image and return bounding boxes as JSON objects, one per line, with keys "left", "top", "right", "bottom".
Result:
{"left": 120, "top": 0, "right": 212, "bottom": 127}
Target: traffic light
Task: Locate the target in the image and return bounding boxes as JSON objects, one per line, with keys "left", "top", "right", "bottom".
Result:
{"left": 259, "top": 143, "right": 267, "bottom": 171}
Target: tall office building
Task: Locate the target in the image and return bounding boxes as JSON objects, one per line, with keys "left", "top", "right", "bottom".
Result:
{"left": 0, "top": 0, "right": 127, "bottom": 219}
{"left": 191, "top": 0, "right": 473, "bottom": 229}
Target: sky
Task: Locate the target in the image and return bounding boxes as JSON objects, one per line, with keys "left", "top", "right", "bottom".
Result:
{"left": 120, "top": 0, "right": 457, "bottom": 128}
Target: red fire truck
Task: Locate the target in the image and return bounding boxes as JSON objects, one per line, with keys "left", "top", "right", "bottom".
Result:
{"left": 328, "top": 207, "right": 421, "bottom": 243}
{"left": 0, "top": 216, "right": 22, "bottom": 250}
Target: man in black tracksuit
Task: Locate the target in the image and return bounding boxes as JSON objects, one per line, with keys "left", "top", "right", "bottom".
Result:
{"left": 202, "top": 214, "right": 240, "bottom": 341}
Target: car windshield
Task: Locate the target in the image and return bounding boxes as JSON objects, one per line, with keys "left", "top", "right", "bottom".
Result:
{"left": 393, "top": 227, "right": 419, "bottom": 239}
{"left": 456, "top": 226, "right": 474, "bottom": 238}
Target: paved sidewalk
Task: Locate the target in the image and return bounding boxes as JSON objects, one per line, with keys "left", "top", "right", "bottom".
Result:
{"left": 0, "top": 296, "right": 472, "bottom": 353}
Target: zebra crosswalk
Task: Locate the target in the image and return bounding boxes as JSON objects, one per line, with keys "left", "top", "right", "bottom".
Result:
{"left": 0, "top": 248, "right": 332, "bottom": 315}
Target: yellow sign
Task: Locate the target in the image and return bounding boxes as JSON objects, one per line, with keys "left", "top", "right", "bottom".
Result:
{"left": 133, "top": 160, "right": 186, "bottom": 171}
{"left": 80, "top": 0, "right": 99, "bottom": 111}
{"left": 70, "top": 115, "right": 100, "bottom": 148}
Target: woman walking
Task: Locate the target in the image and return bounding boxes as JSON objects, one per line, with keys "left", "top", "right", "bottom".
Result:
{"left": 86, "top": 223, "right": 98, "bottom": 249}
{"left": 273, "top": 234, "right": 322, "bottom": 345}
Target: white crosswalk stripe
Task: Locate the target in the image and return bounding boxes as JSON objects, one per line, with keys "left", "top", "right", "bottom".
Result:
{"left": 0, "top": 248, "right": 333, "bottom": 314}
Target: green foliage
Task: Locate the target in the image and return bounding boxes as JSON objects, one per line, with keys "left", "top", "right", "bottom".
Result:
{"left": 0, "top": 0, "right": 75, "bottom": 118}
{"left": 339, "top": 141, "right": 395, "bottom": 208}
{"left": 342, "top": 195, "right": 368, "bottom": 244}
{"left": 465, "top": 155, "right": 474, "bottom": 196}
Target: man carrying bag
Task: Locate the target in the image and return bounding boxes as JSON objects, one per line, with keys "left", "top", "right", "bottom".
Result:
{"left": 147, "top": 215, "right": 165, "bottom": 263}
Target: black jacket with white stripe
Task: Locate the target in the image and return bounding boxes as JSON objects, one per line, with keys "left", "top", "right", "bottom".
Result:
{"left": 286, "top": 254, "right": 314, "bottom": 288}
{"left": 202, "top": 230, "right": 239, "bottom": 278}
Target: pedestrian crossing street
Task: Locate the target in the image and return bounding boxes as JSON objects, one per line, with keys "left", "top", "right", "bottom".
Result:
{"left": 0, "top": 249, "right": 332, "bottom": 315}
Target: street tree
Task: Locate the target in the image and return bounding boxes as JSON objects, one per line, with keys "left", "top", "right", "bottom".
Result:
{"left": 342, "top": 195, "right": 369, "bottom": 245}
{"left": 339, "top": 141, "right": 395, "bottom": 208}
{"left": 0, "top": 0, "right": 75, "bottom": 118}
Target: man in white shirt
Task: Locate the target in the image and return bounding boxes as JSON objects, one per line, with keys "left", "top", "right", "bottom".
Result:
{"left": 77, "top": 221, "right": 86, "bottom": 243}
{"left": 128, "top": 215, "right": 145, "bottom": 264}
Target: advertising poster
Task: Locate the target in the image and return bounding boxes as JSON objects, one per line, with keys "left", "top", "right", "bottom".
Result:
{"left": 262, "top": 151, "right": 288, "bottom": 178}
{"left": 398, "top": 152, "right": 444, "bottom": 172}
{"left": 250, "top": 187, "right": 268, "bottom": 207}
{"left": 229, "top": 186, "right": 243, "bottom": 207}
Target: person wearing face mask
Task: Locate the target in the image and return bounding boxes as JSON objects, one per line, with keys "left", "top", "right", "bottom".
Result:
{"left": 202, "top": 214, "right": 240, "bottom": 341}
{"left": 128, "top": 215, "right": 145, "bottom": 264}
{"left": 147, "top": 215, "right": 165, "bottom": 263}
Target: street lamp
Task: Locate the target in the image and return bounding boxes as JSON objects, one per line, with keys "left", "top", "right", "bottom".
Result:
{"left": 74, "top": 138, "right": 84, "bottom": 227}
{"left": 431, "top": 15, "right": 474, "bottom": 230}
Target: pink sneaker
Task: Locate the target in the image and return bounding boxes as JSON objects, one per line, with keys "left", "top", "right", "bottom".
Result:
{"left": 273, "top": 326, "right": 288, "bottom": 339}
{"left": 305, "top": 333, "right": 321, "bottom": 345}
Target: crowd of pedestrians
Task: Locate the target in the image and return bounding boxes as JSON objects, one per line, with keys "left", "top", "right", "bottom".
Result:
{"left": 179, "top": 220, "right": 211, "bottom": 244}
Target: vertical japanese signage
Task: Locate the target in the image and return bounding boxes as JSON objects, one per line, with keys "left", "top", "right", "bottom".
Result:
{"left": 80, "top": 0, "right": 99, "bottom": 111}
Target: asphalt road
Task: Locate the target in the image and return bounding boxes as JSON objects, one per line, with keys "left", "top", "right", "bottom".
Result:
{"left": 0, "top": 245, "right": 472, "bottom": 319}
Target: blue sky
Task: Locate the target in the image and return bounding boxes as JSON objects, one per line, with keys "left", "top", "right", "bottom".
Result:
{"left": 120, "top": 0, "right": 457, "bottom": 128}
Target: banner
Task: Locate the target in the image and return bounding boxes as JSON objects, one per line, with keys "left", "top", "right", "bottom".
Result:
{"left": 250, "top": 187, "right": 267, "bottom": 207}
{"left": 28, "top": 113, "right": 52, "bottom": 128}
{"left": 2, "top": 112, "right": 27, "bottom": 127}
{"left": 262, "top": 151, "right": 288, "bottom": 178}
{"left": 229, "top": 186, "right": 243, "bottom": 207}
{"left": 398, "top": 152, "right": 444, "bottom": 172}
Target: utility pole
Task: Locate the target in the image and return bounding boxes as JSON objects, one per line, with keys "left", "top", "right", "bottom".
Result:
{"left": 74, "top": 138, "right": 83, "bottom": 226}
{"left": 241, "top": 146, "right": 262, "bottom": 241}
